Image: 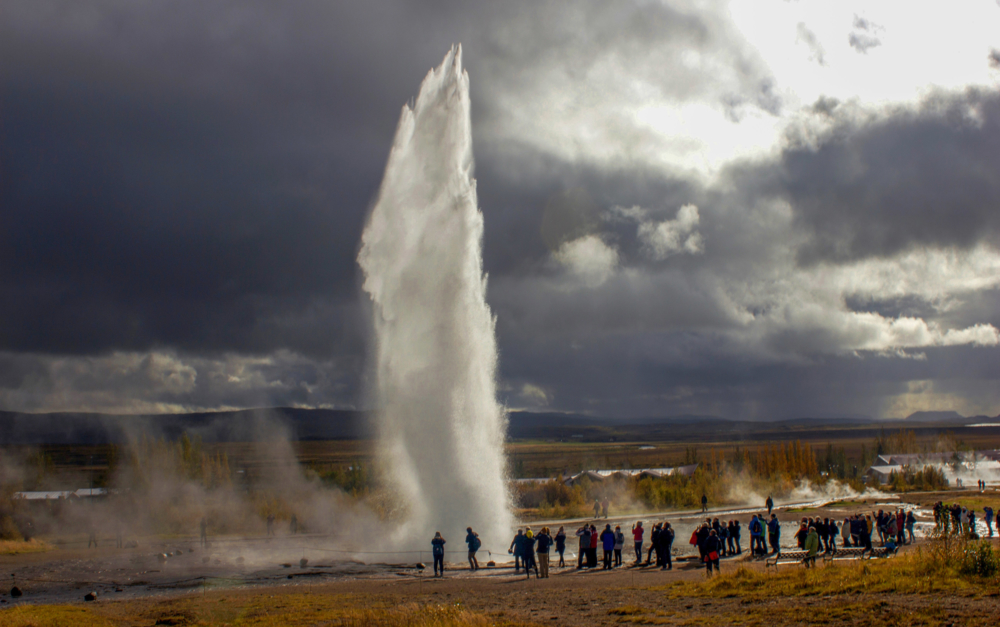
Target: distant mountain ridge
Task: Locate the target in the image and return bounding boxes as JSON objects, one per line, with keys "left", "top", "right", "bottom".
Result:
{"left": 0, "top": 407, "right": 372, "bottom": 445}
{"left": 903, "top": 410, "right": 966, "bottom": 422}
{"left": 0, "top": 407, "right": 994, "bottom": 446}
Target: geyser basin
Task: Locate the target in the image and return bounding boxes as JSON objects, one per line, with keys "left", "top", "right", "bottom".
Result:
{"left": 358, "top": 45, "right": 512, "bottom": 551}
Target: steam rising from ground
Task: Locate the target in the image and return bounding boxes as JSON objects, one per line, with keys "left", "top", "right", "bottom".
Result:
{"left": 358, "top": 46, "right": 513, "bottom": 549}
{"left": 724, "top": 473, "right": 887, "bottom": 511}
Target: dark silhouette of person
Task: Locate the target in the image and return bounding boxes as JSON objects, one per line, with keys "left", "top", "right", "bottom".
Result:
{"left": 431, "top": 532, "right": 446, "bottom": 576}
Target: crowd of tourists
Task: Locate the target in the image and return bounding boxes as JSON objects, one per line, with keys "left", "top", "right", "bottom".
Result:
{"left": 428, "top": 501, "right": 935, "bottom": 577}
{"left": 933, "top": 501, "right": 994, "bottom": 537}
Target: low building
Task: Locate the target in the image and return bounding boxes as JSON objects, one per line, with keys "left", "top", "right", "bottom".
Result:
{"left": 866, "top": 450, "right": 1000, "bottom": 485}
{"left": 564, "top": 464, "right": 699, "bottom": 485}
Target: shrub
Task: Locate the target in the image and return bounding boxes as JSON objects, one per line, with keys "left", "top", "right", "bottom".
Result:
{"left": 959, "top": 540, "right": 1000, "bottom": 578}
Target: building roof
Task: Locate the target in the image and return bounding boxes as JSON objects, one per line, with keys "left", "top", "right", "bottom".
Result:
{"left": 13, "top": 488, "right": 108, "bottom": 500}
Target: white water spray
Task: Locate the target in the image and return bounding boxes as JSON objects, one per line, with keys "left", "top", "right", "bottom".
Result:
{"left": 358, "top": 46, "right": 513, "bottom": 550}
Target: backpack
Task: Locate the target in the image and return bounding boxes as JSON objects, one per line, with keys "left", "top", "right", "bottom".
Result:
{"left": 470, "top": 535, "right": 481, "bottom": 551}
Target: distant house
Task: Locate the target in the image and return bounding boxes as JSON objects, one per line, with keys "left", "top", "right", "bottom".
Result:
{"left": 564, "top": 464, "right": 699, "bottom": 486}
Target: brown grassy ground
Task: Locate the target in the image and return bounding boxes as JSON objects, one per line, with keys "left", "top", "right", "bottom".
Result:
{"left": 5, "top": 541, "right": 1000, "bottom": 627}
{"left": 0, "top": 539, "right": 52, "bottom": 556}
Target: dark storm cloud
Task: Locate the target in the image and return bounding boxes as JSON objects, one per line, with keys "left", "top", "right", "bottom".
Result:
{"left": 0, "top": 0, "right": 768, "bottom": 358}
{"left": 771, "top": 89, "right": 1000, "bottom": 265}
{"left": 2, "top": 1, "right": 998, "bottom": 419}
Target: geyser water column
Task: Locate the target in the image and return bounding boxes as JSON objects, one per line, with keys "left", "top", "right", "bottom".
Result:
{"left": 358, "top": 46, "right": 513, "bottom": 549}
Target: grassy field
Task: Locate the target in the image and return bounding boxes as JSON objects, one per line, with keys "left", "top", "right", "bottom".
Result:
{"left": 1, "top": 592, "right": 535, "bottom": 627}
{"left": 0, "top": 538, "right": 51, "bottom": 555}
{"left": 6, "top": 538, "right": 1000, "bottom": 626}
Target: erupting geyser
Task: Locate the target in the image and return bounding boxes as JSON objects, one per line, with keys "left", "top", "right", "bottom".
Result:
{"left": 358, "top": 46, "right": 513, "bottom": 548}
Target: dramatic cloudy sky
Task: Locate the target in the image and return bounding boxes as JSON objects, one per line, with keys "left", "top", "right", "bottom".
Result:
{"left": 2, "top": 1, "right": 1000, "bottom": 419}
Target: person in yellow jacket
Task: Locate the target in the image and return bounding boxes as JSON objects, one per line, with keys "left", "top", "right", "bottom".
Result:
{"left": 803, "top": 526, "right": 820, "bottom": 568}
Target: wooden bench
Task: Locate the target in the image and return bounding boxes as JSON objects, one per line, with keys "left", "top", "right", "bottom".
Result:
{"left": 765, "top": 550, "right": 815, "bottom": 569}
{"left": 766, "top": 546, "right": 900, "bottom": 569}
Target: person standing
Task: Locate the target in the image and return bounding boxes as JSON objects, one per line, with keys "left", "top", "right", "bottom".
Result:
{"left": 647, "top": 523, "right": 660, "bottom": 565}
{"left": 732, "top": 520, "right": 742, "bottom": 554}
{"left": 510, "top": 529, "right": 525, "bottom": 572}
{"left": 748, "top": 515, "right": 762, "bottom": 556}
{"left": 767, "top": 514, "right": 781, "bottom": 555}
{"left": 613, "top": 525, "right": 625, "bottom": 567}
{"left": 431, "top": 532, "right": 446, "bottom": 577}
{"left": 659, "top": 522, "right": 675, "bottom": 570}
{"left": 593, "top": 500, "right": 601, "bottom": 518}
{"left": 601, "top": 497, "right": 610, "bottom": 519}
{"left": 701, "top": 494, "right": 708, "bottom": 513}
{"left": 575, "top": 525, "right": 590, "bottom": 569}
{"left": 465, "top": 527, "right": 481, "bottom": 571}
{"left": 555, "top": 526, "right": 567, "bottom": 567}
{"left": 983, "top": 506, "right": 994, "bottom": 538}
{"left": 536, "top": 527, "right": 552, "bottom": 578}
{"left": 600, "top": 524, "right": 615, "bottom": 570}
{"left": 795, "top": 522, "right": 808, "bottom": 549}
{"left": 803, "top": 526, "right": 820, "bottom": 568}
{"left": 704, "top": 529, "right": 722, "bottom": 576}
{"left": 588, "top": 524, "right": 599, "bottom": 568}
{"left": 766, "top": 495, "right": 774, "bottom": 516}
{"left": 522, "top": 528, "right": 538, "bottom": 578}
{"left": 632, "top": 521, "right": 644, "bottom": 565}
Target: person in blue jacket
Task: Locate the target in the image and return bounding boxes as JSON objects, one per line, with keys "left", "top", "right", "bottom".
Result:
{"left": 509, "top": 529, "right": 525, "bottom": 572}
{"left": 465, "top": 527, "right": 481, "bottom": 571}
{"left": 431, "top": 532, "right": 446, "bottom": 577}
{"left": 767, "top": 514, "right": 781, "bottom": 555}
{"left": 600, "top": 524, "right": 616, "bottom": 570}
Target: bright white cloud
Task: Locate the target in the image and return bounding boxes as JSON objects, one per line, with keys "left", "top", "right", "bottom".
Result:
{"left": 0, "top": 350, "right": 350, "bottom": 414}
{"left": 554, "top": 234, "right": 619, "bottom": 288}
{"left": 484, "top": 0, "right": 1000, "bottom": 177}
{"left": 636, "top": 204, "right": 704, "bottom": 259}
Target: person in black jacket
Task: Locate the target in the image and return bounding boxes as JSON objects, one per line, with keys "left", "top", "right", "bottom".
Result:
{"left": 659, "top": 522, "right": 675, "bottom": 570}
{"left": 509, "top": 529, "right": 525, "bottom": 572}
{"left": 555, "top": 526, "right": 567, "bottom": 567}
{"left": 696, "top": 522, "right": 711, "bottom": 560}
{"left": 647, "top": 523, "right": 660, "bottom": 566}
{"left": 795, "top": 522, "right": 808, "bottom": 549}
{"left": 431, "top": 532, "right": 446, "bottom": 577}
{"left": 703, "top": 529, "right": 722, "bottom": 575}
{"left": 522, "top": 529, "right": 538, "bottom": 579}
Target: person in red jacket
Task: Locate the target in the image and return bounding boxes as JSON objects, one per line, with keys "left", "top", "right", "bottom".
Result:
{"left": 632, "top": 521, "right": 644, "bottom": 565}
